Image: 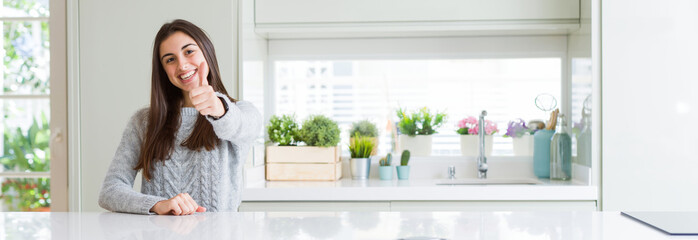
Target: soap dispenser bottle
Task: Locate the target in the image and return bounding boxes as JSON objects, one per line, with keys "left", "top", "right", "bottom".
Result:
{"left": 550, "top": 113, "right": 572, "bottom": 180}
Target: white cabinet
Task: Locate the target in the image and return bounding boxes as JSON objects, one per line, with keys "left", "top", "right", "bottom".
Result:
{"left": 240, "top": 201, "right": 597, "bottom": 212}
{"left": 255, "top": 0, "right": 581, "bottom": 38}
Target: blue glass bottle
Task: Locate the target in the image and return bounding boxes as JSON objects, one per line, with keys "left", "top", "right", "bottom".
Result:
{"left": 533, "top": 129, "right": 555, "bottom": 178}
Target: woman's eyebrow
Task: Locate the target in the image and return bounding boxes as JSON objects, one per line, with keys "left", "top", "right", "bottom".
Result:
{"left": 181, "top": 43, "right": 197, "bottom": 49}
{"left": 160, "top": 53, "right": 173, "bottom": 62}
{"left": 160, "top": 43, "right": 198, "bottom": 61}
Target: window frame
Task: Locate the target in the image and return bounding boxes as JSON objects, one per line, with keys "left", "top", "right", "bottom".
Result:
{"left": 264, "top": 35, "right": 570, "bottom": 157}
{"left": 0, "top": 0, "right": 67, "bottom": 211}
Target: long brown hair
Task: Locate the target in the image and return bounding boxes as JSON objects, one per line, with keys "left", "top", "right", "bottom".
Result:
{"left": 135, "top": 19, "right": 236, "bottom": 180}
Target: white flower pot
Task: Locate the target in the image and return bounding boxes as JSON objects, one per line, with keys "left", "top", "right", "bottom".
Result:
{"left": 512, "top": 135, "right": 534, "bottom": 156}
{"left": 460, "top": 135, "right": 493, "bottom": 157}
{"left": 398, "top": 135, "right": 432, "bottom": 156}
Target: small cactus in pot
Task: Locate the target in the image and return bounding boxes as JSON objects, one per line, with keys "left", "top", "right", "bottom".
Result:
{"left": 396, "top": 150, "right": 411, "bottom": 180}
{"left": 378, "top": 153, "right": 393, "bottom": 180}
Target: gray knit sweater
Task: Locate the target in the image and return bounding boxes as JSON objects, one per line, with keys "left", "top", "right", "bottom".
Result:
{"left": 98, "top": 95, "right": 261, "bottom": 214}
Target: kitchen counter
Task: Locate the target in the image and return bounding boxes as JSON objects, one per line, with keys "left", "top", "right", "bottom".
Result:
{"left": 15, "top": 211, "right": 698, "bottom": 239}
{"left": 242, "top": 178, "right": 597, "bottom": 201}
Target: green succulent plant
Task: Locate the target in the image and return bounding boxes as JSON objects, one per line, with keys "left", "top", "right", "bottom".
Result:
{"left": 379, "top": 153, "right": 392, "bottom": 166}
{"left": 400, "top": 150, "right": 410, "bottom": 166}
{"left": 349, "top": 133, "right": 375, "bottom": 159}
{"left": 396, "top": 107, "right": 447, "bottom": 136}
{"left": 299, "top": 115, "right": 341, "bottom": 147}
{"left": 349, "top": 120, "right": 379, "bottom": 138}
{"left": 267, "top": 114, "right": 300, "bottom": 146}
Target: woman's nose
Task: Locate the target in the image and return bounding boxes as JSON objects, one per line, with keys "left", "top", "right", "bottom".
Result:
{"left": 178, "top": 60, "right": 190, "bottom": 71}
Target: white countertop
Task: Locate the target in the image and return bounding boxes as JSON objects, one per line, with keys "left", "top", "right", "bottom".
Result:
{"left": 242, "top": 178, "right": 598, "bottom": 201}
{"left": 14, "top": 211, "right": 698, "bottom": 239}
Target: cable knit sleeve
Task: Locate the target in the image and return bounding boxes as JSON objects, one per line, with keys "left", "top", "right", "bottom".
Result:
{"left": 207, "top": 92, "right": 263, "bottom": 146}
{"left": 98, "top": 109, "right": 167, "bottom": 215}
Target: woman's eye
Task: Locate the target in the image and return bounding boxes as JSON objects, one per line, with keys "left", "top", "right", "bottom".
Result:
{"left": 165, "top": 58, "right": 174, "bottom": 63}
{"left": 186, "top": 49, "right": 194, "bottom": 55}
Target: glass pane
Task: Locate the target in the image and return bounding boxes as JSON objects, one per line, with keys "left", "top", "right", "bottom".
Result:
{"left": 242, "top": 61, "right": 266, "bottom": 167}
{"left": 1, "top": 98, "right": 50, "bottom": 172}
{"left": 570, "top": 58, "right": 592, "bottom": 165}
{"left": 0, "top": 0, "right": 49, "bottom": 18}
{"left": 274, "top": 59, "right": 561, "bottom": 156}
{"left": 3, "top": 21, "right": 50, "bottom": 94}
{"left": 0, "top": 177, "right": 50, "bottom": 211}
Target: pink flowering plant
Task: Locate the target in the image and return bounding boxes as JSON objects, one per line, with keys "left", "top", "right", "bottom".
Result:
{"left": 504, "top": 118, "right": 533, "bottom": 138}
{"left": 456, "top": 117, "right": 498, "bottom": 135}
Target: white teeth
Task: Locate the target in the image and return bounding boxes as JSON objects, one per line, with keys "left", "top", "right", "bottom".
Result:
{"left": 181, "top": 70, "right": 195, "bottom": 81}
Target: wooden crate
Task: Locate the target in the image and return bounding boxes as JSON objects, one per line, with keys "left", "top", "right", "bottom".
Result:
{"left": 266, "top": 146, "right": 342, "bottom": 181}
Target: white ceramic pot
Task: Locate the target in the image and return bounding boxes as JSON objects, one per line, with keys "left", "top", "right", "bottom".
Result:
{"left": 460, "top": 135, "right": 493, "bottom": 157}
{"left": 398, "top": 135, "right": 432, "bottom": 156}
{"left": 512, "top": 135, "right": 534, "bottom": 156}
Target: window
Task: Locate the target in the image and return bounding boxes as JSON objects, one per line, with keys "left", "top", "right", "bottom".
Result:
{"left": 0, "top": 0, "right": 51, "bottom": 211}
{"left": 267, "top": 36, "right": 566, "bottom": 156}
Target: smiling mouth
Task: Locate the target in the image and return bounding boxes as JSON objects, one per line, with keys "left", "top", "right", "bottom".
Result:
{"left": 179, "top": 69, "right": 197, "bottom": 81}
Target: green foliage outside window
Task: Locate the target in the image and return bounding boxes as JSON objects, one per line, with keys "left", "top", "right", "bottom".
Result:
{"left": 3, "top": 0, "right": 50, "bottom": 94}
{"left": 0, "top": 0, "right": 52, "bottom": 211}
{"left": 0, "top": 113, "right": 51, "bottom": 211}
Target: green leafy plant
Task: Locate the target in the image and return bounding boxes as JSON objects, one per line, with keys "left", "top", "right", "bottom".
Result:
{"left": 349, "top": 120, "right": 379, "bottom": 137}
{"left": 299, "top": 115, "right": 341, "bottom": 147}
{"left": 400, "top": 150, "right": 410, "bottom": 166}
{"left": 267, "top": 114, "right": 300, "bottom": 146}
{"left": 0, "top": 113, "right": 51, "bottom": 211}
{"left": 379, "top": 153, "right": 392, "bottom": 166}
{"left": 3, "top": 0, "right": 50, "bottom": 94}
{"left": 396, "top": 107, "right": 447, "bottom": 136}
{"left": 349, "top": 134, "right": 375, "bottom": 159}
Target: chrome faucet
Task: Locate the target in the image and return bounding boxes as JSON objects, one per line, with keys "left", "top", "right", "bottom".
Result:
{"left": 478, "top": 110, "right": 488, "bottom": 179}
{"left": 447, "top": 166, "right": 456, "bottom": 180}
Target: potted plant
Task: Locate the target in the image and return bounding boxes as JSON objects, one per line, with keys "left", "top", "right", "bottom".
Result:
{"left": 396, "top": 107, "right": 447, "bottom": 156}
{"left": 456, "top": 116, "right": 498, "bottom": 157}
{"left": 267, "top": 114, "right": 301, "bottom": 146}
{"left": 348, "top": 134, "right": 375, "bottom": 180}
{"left": 265, "top": 114, "right": 343, "bottom": 181}
{"left": 378, "top": 153, "right": 393, "bottom": 180}
{"left": 299, "top": 115, "right": 341, "bottom": 148}
{"left": 504, "top": 118, "right": 535, "bottom": 156}
{"left": 0, "top": 114, "right": 51, "bottom": 211}
{"left": 396, "top": 150, "right": 410, "bottom": 180}
{"left": 349, "top": 120, "right": 379, "bottom": 156}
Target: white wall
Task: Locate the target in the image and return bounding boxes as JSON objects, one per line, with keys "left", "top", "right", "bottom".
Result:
{"left": 602, "top": 0, "right": 698, "bottom": 210}
{"left": 78, "top": 0, "right": 238, "bottom": 211}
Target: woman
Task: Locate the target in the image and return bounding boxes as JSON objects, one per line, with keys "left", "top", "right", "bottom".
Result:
{"left": 98, "top": 19, "right": 261, "bottom": 215}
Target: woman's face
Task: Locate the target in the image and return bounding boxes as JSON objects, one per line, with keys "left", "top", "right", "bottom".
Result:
{"left": 159, "top": 31, "right": 209, "bottom": 93}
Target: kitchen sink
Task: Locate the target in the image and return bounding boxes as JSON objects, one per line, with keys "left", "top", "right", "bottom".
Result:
{"left": 435, "top": 178, "right": 542, "bottom": 185}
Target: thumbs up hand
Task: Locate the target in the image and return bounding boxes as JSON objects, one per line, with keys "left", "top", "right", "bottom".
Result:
{"left": 188, "top": 62, "right": 225, "bottom": 118}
